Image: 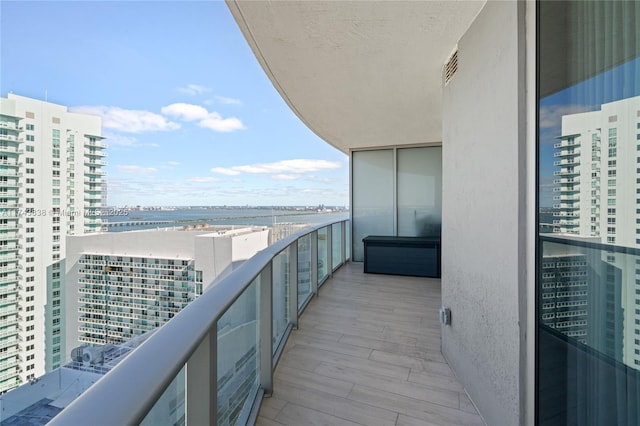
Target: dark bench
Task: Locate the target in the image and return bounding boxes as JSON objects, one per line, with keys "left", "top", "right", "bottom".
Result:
{"left": 362, "top": 235, "right": 441, "bottom": 278}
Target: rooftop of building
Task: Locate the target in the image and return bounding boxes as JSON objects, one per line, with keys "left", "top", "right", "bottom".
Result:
{"left": 0, "top": 333, "right": 154, "bottom": 425}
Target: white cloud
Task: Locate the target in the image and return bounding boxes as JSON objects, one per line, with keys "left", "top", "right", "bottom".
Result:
{"left": 177, "top": 84, "right": 212, "bottom": 96}
{"left": 211, "top": 159, "right": 342, "bottom": 176}
{"left": 70, "top": 106, "right": 180, "bottom": 133}
{"left": 211, "top": 167, "right": 241, "bottom": 176}
{"left": 304, "top": 175, "right": 337, "bottom": 183}
{"left": 103, "top": 133, "right": 138, "bottom": 147}
{"left": 215, "top": 95, "right": 242, "bottom": 106}
{"left": 198, "top": 113, "right": 245, "bottom": 132}
{"left": 159, "top": 161, "right": 180, "bottom": 169}
{"left": 161, "top": 103, "right": 209, "bottom": 121}
{"left": 539, "top": 104, "right": 595, "bottom": 130}
{"left": 271, "top": 174, "right": 301, "bottom": 181}
{"left": 187, "top": 176, "right": 222, "bottom": 183}
{"left": 161, "top": 103, "right": 245, "bottom": 132}
{"left": 116, "top": 165, "right": 158, "bottom": 175}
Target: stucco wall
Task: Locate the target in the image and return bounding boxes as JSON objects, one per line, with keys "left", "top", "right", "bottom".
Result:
{"left": 441, "top": 1, "right": 525, "bottom": 425}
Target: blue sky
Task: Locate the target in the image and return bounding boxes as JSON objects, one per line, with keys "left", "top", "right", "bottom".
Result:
{"left": 538, "top": 57, "right": 639, "bottom": 207}
{"left": 0, "top": 1, "right": 349, "bottom": 207}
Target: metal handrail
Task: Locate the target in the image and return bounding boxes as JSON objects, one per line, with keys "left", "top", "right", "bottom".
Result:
{"left": 50, "top": 219, "right": 349, "bottom": 426}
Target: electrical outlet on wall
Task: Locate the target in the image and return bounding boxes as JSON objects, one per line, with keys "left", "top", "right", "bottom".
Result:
{"left": 439, "top": 307, "right": 451, "bottom": 325}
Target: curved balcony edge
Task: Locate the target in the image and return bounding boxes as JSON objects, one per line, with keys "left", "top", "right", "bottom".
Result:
{"left": 49, "top": 218, "right": 350, "bottom": 426}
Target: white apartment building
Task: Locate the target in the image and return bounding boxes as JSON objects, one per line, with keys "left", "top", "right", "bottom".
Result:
{"left": 555, "top": 96, "right": 640, "bottom": 244}
{"left": 64, "top": 226, "right": 269, "bottom": 358}
{"left": 555, "top": 96, "right": 640, "bottom": 370}
{"left": 0, "top": 94, "right": 105, "bottom": 393}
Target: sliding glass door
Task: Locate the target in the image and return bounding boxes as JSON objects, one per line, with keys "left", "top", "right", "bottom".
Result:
{"left": 351, "top": 146, "right": 442, "bottom": 262}
{"left": 537, "top": 2, "right": 640, "bottom": 424}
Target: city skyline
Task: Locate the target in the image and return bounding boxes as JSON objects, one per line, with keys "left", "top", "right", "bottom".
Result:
{"left": 0, "top": 1, "right": 349, "bottom": 206}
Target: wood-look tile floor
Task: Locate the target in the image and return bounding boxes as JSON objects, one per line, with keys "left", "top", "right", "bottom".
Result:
{"left": 256, "top": 263, "right": 485, "bottom": 426}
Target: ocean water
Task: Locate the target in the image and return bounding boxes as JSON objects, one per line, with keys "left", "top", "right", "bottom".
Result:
{"left": 103, "top": 207, "right": 349, "bottom": 232}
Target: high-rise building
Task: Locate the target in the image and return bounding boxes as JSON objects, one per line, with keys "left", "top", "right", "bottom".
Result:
{"left": 555, "top": 96, "right": 640, "bottom": 243}
{"left": 64, "top": 226, "right": 270, "bottom": 353}
{"left": 0, "top": 94, "right": 105, "bottom": 392}
{"left": 553, "top": 96, "right": 640, "bottom": 370}
{"left": 540, "top": 253, "right": 590, "bottom": 344}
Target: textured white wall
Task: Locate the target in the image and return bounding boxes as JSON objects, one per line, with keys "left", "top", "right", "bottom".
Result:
{"left": 231, "top": 229, "right": 270, "bottom": 263}
{"left": 441, "top": 1, "right": 525, "bottom": 425}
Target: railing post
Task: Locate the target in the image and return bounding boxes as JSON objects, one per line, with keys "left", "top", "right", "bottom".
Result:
{"left": 259, "top": 263, "right": 273, "bottom": 396}
{"left": 289, "top": 243, "right": 298, "bottom": 329}
{"left": 340, "top": 220, "right": 346, "bottom": 264}
{"left": 310, "top": 231, "right": 318, "bottom": 296}
{"left": 186, "top": 329, "right": 217, "bottom": 426}
{"left": 327, "top": 226, "right": 333, "bottom": 277}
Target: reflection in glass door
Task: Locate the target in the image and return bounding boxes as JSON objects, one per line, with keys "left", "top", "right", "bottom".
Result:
{"left": 537, "top": 1, "right": 640, "bottom": 424}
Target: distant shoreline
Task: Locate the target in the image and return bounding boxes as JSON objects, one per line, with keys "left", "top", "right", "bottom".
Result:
{"left": 104, "top": 208, "right": 349, "bottom": 232}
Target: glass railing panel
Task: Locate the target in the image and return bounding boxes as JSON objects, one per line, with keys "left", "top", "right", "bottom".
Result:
{"left": 272, "top": 248, "right": 290, "bottom": 353}
{"left": 346, "top": 220, "right": 351, "bottom": 261}
{"left": 297, "top": 235, "right": 312, "bottom": 309}
{"left": 217, "top": 278, "right": 259, "bottom": 426}
{"left": 140, "top": 365, "right": 185, "bottom": 426}
{"left": 539, "top": 237, "right": 640, "bottom": 425}
{"left": 317, "top": 227, "right": 329, "bottom": 283}
{"left": 331, "top": 223, "right": 342, "bottom": 270}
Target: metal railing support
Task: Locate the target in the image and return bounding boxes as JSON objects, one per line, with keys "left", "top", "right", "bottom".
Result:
{"left": 186, "top": 329, "right": 217, "bottom": 426}
{"left": 288, "top": 243, "right": 298, "bottom": 329}
{"left": 340, "top": 221, "right": 346, "bottom": 265}
{"left": 310, "top": 231, "right": 318, "bottom": 296}
{"left": 327, "top": 226, "right": 333, "bottom": 278}
{"left": 259, "top": 264, "right": 273, "bottom": 395}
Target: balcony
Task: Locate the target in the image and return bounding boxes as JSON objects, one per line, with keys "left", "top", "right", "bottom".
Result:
{"left": 553, "top": 149, "right": 580, "bottom": 157}
{"left": 553, "top": 211, "right": 580, "bottom": 218}
{"left": 85, "top": 149, "right": 107, "bottom": 157}
{"left": 553, "top": 178, "right": 579, "bottom": 184}
{"left": 84, "top": 159, "right": 107, "bottom": 166}
{"left": 258, "top": 264, "right": 482, "bottom": 425}
{"left": 84, "top": 194, "right": 102, "bottom": 201}
{"left": 0, "top": 135, "right": 22, "bottom": 143}
{"left": 51, "top": 220, "right": 481, "bottom": 426}
{"left": 85, "top": 140, "right": 107, "bottom": 150}
{"left": 553, "top": 158, "right": 580, "bottom": 166}
{"left": 553, "top": 220, "right": 579, "bottom": 227}
{"left": 0, "top": 122, "right": 21, "bottom": 132}
{"left": 553, "top": 170, "right": 579, "bottom": 177}
{"left": 553, "top": 195, "right": 579, "bottom": 202}
{"left": 553, "top": 140, "right": 580, "bottom": 149}
{"left": 0, "top": 146, "right": 21, "bottom": 154}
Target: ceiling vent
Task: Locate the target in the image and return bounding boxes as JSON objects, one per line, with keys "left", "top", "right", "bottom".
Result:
{"left": 444, "top": 49, "right": 458, "bottom": 86}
